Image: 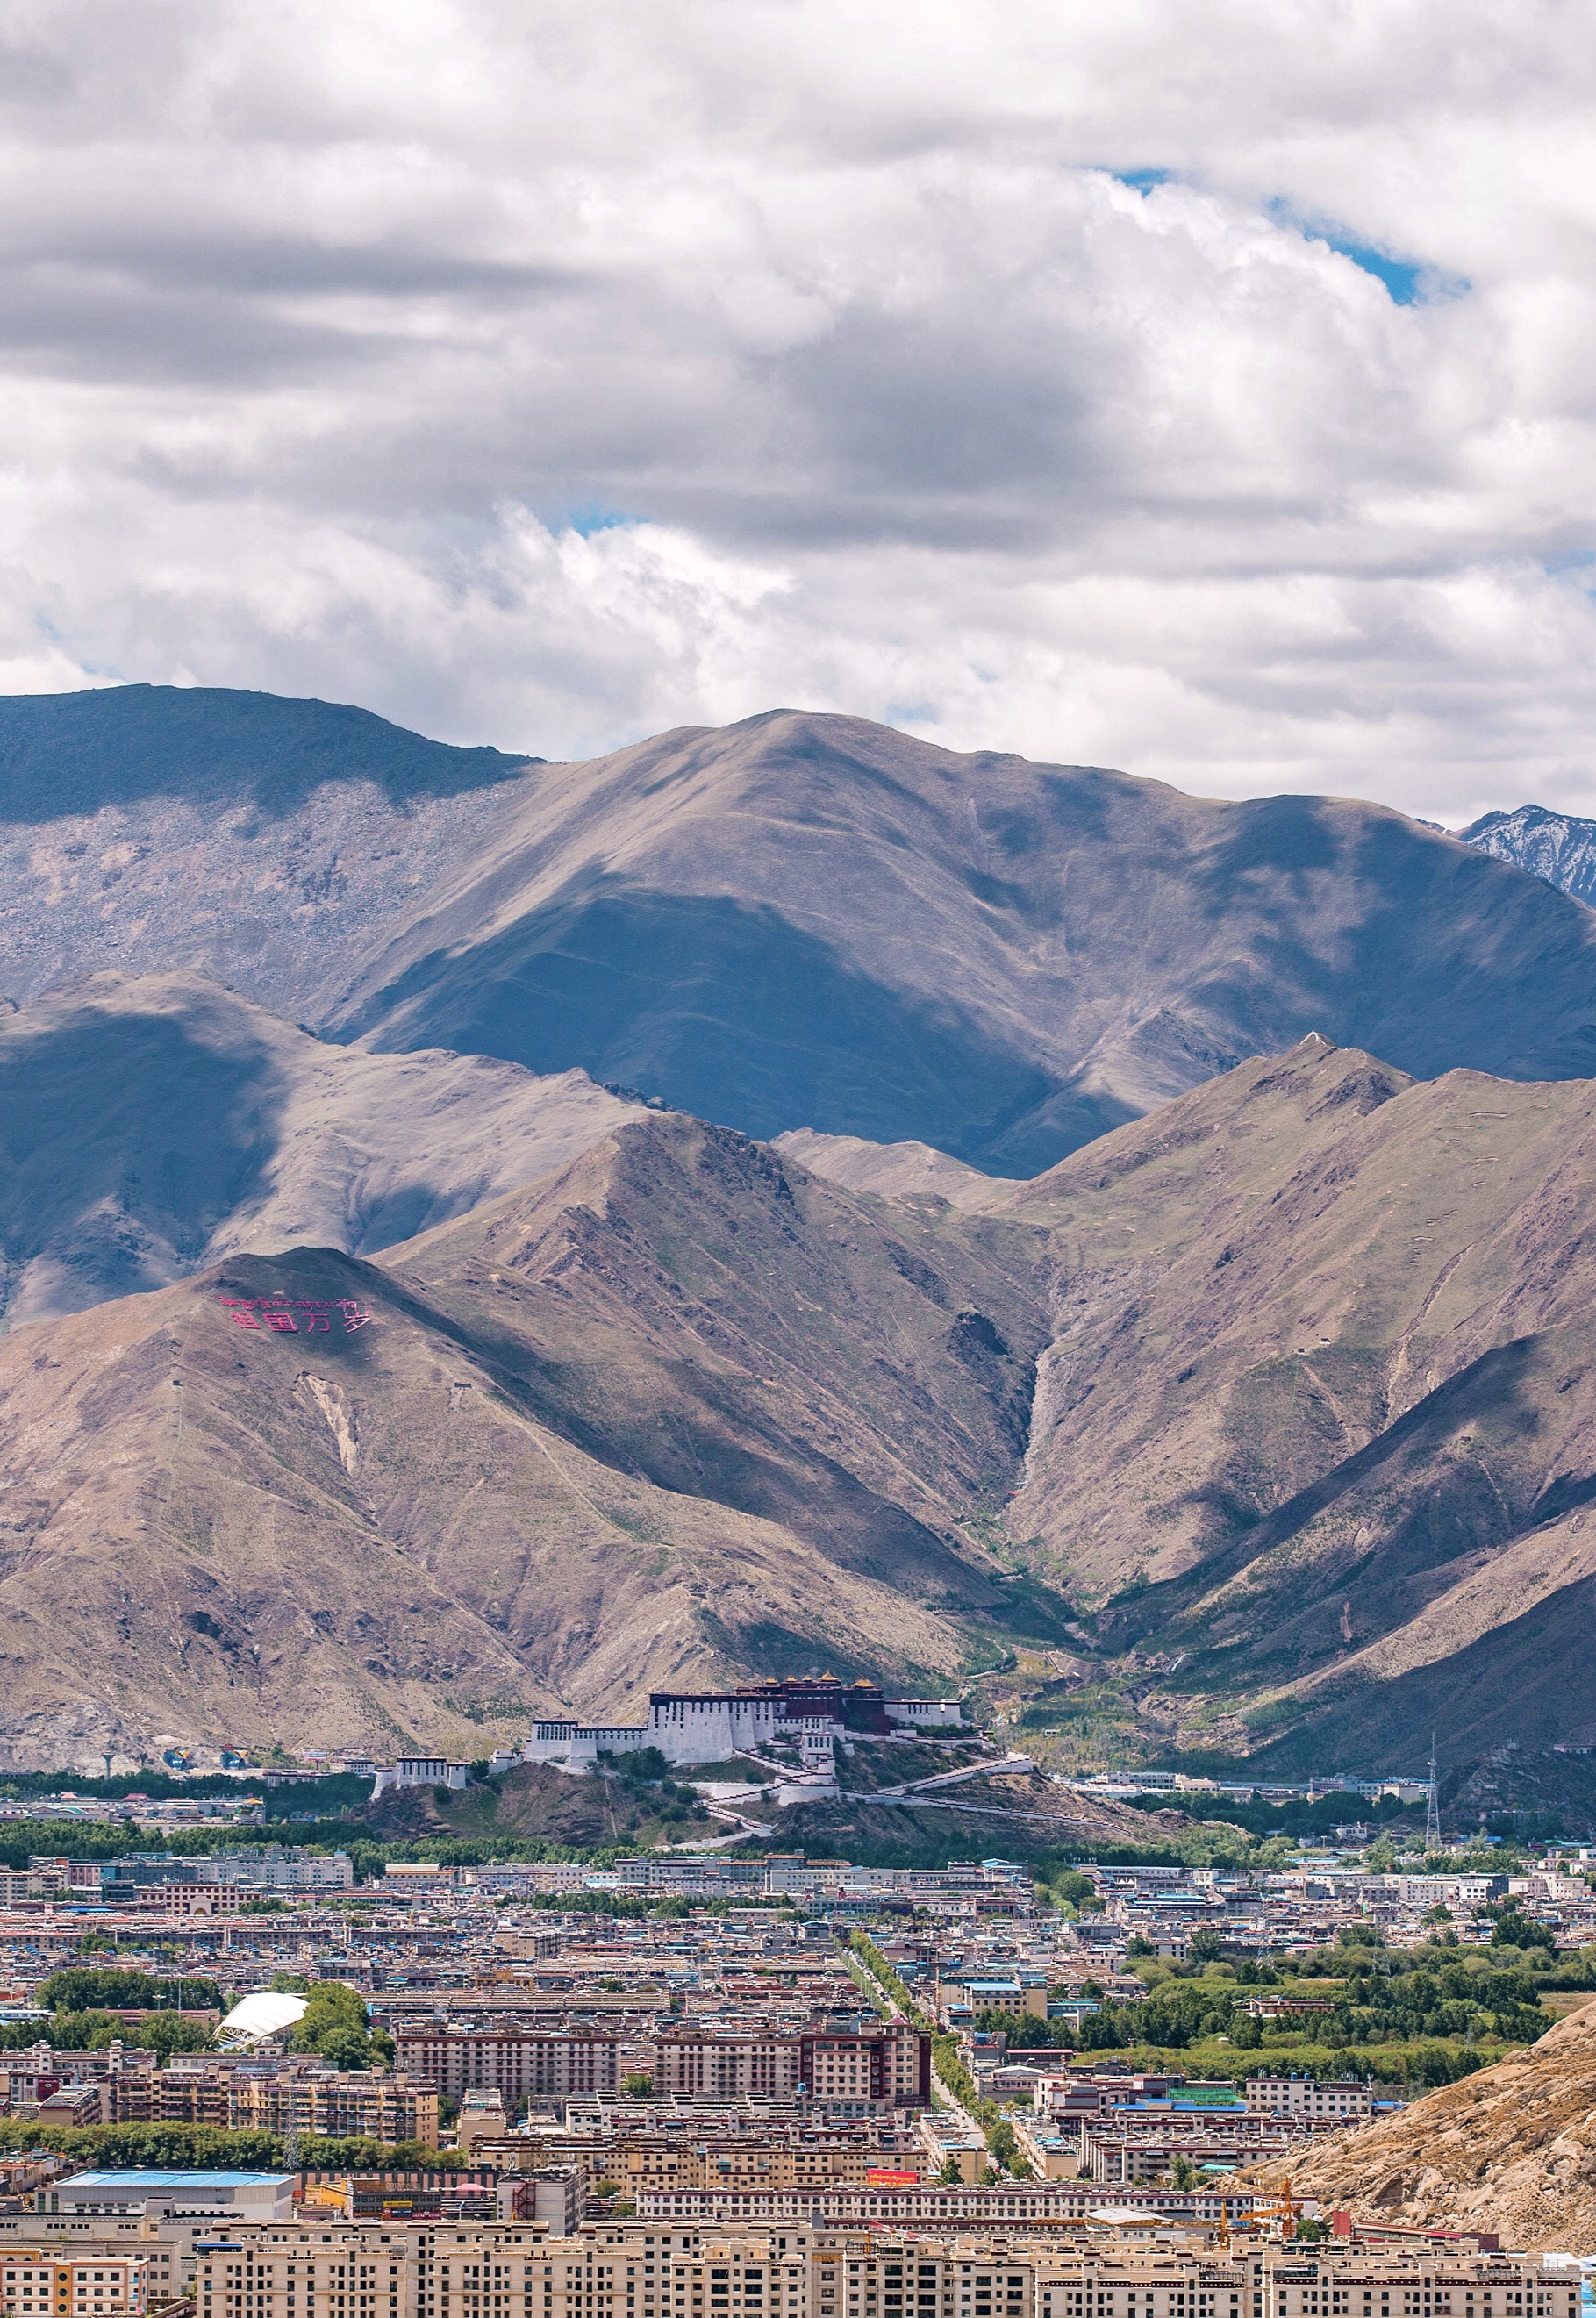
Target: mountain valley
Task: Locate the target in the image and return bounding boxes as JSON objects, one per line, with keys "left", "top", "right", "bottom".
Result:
{"left": 0, "top": 1114, "right": 1055, "bottom": 1765}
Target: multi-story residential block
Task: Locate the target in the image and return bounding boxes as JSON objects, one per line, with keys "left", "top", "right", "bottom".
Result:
{"left": 191, "top": 2218, "right": 1582, "bottom": 2318}
{"left": 0, "top": 2226, "right": 187, "bottom": 2307}
{"left": 648, "top": 2025, "right": 927, "bottom": 2110}
{"left": 1242, "top": 2079, "right": 1374, "bottom": 2122}
{"left": 0, "top": 2252, "right": 148, "bottom": 2315}
{"left": 231, "top": 2071, "right": 439, "bottom": 2148}
{"left": 393, "top": 2033, "right": 619, "bottom": 2102}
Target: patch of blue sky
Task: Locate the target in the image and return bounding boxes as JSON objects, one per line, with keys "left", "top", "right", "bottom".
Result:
{"left": 33, "top": 611, "right": 123, "bottom": 680}
{"left": 1320, "top": 238, "right": 1424, "bottom": 304}
{"left": 1269, "top": 202, "right": 1465, "bottom": 305}
{"left": 1109, "top": 169, "right": 1171, "bottom": 194}
{"left": 1546, "top": 550, "right": 1596, "bottom": 583}
{"left": 560, "top": 503, "right": 644, "bottom": 536}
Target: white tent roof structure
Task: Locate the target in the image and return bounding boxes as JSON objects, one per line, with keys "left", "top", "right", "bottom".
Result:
{"left": 218, "top": 1991, "right": 308, "bottom": 2043}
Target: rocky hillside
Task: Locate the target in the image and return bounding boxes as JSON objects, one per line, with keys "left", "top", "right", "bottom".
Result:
{"left": 16, "top": 1028, "right": 1596, "bottom": 1765}
{"left": 1461, "top": 804, "right": 1596, "bottom": 909}
{"left": 0, "top": 1117, "right": 1055, "bottom": 1765}
{"left": 0, "top": 686, "right": 538, "bottom": 1025}
{"left": 1246, "top": 2000, "right": 1596, "bottom": 2250}
{"left": 806, "top": 1035, "right": 1596, "bottom": 1767}
{"left": 0, "top": 971, "right": 644, "bottom": 1327}
{"left": 7, "top": 687, "right": 1596, "bottom": 1173}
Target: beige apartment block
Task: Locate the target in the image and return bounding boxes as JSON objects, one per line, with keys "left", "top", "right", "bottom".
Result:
{"left": 0, "top": 2254, "right": 149, "bottom": 2316}
{"left": 196, "top": 2220, "right": 1578, "bottom": 2318}
{"left": 394, "top": 2037, "right": 619, "bottom": 2103}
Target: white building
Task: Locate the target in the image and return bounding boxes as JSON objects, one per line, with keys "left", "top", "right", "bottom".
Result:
{"left": 1243, "top": 2076, "right": 1374, "bottom": 2121}
{"left": 519, "top": 1678, "right": 964, "bottom": 1771}
{"left": 369, "top": 1758, "right": 469, "bottom": 1799}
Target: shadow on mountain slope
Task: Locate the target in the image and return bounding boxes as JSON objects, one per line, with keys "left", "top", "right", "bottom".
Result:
{"left": 0, "top": 1005, "right": 285, "bottom": 1320}
{"left": 339, "top": 878, "right": 1080, "bottom": 1171}
{"left": 0, "top": 684, "right": 535, "bottom": 819}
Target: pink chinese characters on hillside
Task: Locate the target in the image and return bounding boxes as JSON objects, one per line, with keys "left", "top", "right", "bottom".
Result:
{"left": 218, "top": 1296, "right": 373, "bottom": 1334}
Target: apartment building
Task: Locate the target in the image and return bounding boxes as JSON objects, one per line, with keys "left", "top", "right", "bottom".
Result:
{"left": 0, "top": 2254, "right": 148, "bottom": 2316}
{"left": 1242, "top": 2081, "right": 1373, "bottom": 2123}
{"left": 1076, "top": 2121, "right": 1304, "bottom": 2186}
{"left": 97, "top": 2065, "right": 437, "bottom": 2146}
{"left": 193, "top": 2221, "right": 1579, "bottom": 2318}
{"left": 232, "top": 2072, "right": 438, "bottom": 2148}
{"left": 393, "top": 2035, "right": 619, "bottom": 2102}
{"left": 0, "top": 2218, "right": 191, "bottom": 2304}
{"left": 648, "top": 2027, "right": 928, "bottom": 2110}
{"left": 649, "top": 2038, "right": 799, "bottom": 2105}
{"left": 798, "top": 2026, "right": 928, "bottom": 2108}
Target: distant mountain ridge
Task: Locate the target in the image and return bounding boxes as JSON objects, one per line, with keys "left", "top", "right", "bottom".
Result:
{"left": 5, "top": 686, "right": 1596, "bottom": 1173}
{"left": 1460, "top": 801, "right": 1596, "bottom": 908}
{"left": 0, "top": 684, "right": 537, "bottom": 819}
{"left": 0, "top": 972, "right": 643, "bottom": 1327}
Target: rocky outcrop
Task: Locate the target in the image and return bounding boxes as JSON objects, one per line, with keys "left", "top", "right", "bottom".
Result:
{"left": 1245, "top": 2000, "right": 1596, "bottom": 2250}
{"left": 1461, "top": 804, "right": 1596, "bottom": 909}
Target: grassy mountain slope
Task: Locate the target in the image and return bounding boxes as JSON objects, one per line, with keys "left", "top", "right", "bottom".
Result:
{"left": 796, "top": 1036, "right": 1596, "bottom": 1766}
{"left": 998, "top": 1039, "right": 1596, "bottom": 1762}
{"left": 331, "top": 708, "right": 1596, "bottom": 1171}
{"left": 5, "top": 688, "right": 1596, "bottom": 1175}
{"left": 0, "top": 689, "right": 539, "bottom": 1020}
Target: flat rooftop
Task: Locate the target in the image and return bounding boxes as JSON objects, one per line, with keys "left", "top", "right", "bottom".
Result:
{"left": 60, "top": 2171, "right": 295, "bottom": 2189}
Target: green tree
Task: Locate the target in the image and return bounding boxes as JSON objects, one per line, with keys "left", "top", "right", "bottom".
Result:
{"left": 142, "top": 2016, "right": 216, "bottom": 2063}
{"left": 39, "top": 1969, "right": 222, "bottom": 2014}
{"left": 292, "top": 1983, "right": 388, "bottom": 2070}
{"left": 621, "top": 2073, "right": 654, "bottom": 2097}
{"left": 1490, "top": 1910, "right": 1555, "bottom": 1955}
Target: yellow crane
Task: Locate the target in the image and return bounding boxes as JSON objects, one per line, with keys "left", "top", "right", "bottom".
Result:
{"left": 1227, "top": 2178, "right": 1300, "bottom": 2245}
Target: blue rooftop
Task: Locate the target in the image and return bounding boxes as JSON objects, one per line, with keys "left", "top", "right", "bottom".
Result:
{"left": 63, "top": 2171, "right": 294, "bottom": 2188}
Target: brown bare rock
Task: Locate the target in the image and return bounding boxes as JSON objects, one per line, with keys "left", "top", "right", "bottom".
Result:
{"left": 1244, "top": 2000, "right": 1596, "bottom": 2251}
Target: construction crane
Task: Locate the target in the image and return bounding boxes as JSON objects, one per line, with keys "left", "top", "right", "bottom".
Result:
{"left": 1230, "top": 2179, "right": 1299, "bottom": 2243}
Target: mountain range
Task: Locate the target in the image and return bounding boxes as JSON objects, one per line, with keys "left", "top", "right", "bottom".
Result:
{"left": 8, "top": 687, "right": 1596, "bottom": 1173}
{"left": 5, "top": 683, "right": 1596, "bottom": 1773}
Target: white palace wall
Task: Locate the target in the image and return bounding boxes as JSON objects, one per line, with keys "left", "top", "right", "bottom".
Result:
{"left": 520, "top": 1693, "right": 963, "bottom": 1771}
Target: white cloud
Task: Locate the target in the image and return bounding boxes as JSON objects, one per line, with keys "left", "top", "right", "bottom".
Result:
{"left": 0, "top": 0, "right": 1593, "bottom": 818}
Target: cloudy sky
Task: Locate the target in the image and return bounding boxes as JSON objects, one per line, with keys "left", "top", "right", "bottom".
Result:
{"left": 1, "top": 0, "right": 1593, "bottom": 821}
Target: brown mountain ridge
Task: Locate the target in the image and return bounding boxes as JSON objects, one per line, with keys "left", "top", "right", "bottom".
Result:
{"left": 8, "top": 1031, "right": 1596, "bottom": 1768}
{"left": 0, "top": 1114, "right": 1053, "bottom": 1766}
